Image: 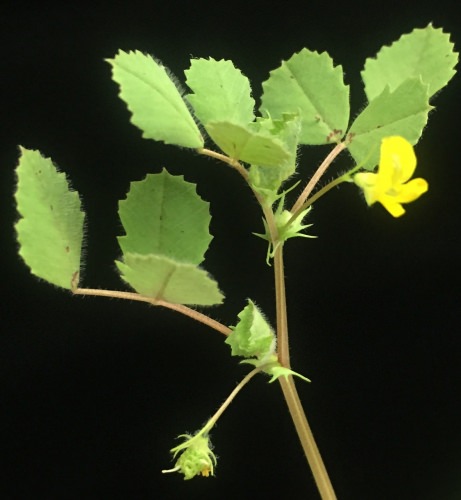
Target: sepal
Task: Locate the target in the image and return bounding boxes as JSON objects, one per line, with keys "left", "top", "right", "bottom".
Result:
{"left": 162, "top": 433, "right": 217, "bottom": 480}
{"left": 254, "top": 195, "right": 315, "bottom": 263}
{"left": 241, "top": 355, "right": 310, "bottom": 384}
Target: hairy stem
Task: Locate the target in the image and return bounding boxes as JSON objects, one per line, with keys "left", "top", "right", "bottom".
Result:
{"left": 274, "top": 244, "right": 290, "bottom": 368}
{"left": 272, "top": 240, "right": 336, "bottom": 498}
{"left": 279, "top": 376, "right": 337, "bottom": 499}
{"left": 73, "top": 287, "right": 231, "bottom": 336}
{"left": 162, "top": 364, "right": 267, "bottom": 476}
{"left": 200, "top": 364, "right": 266, "bottom": 436}
{"left": 300, "top": 173, "right": 350, "bottom": 210}
{"left": 290, "top": 142, "right": 346, "bottom": 217}
{"left": 198, "top": 147, "right": 249, "bottom": 181}
{"left": 161, "top": 132, "right": 335, "bottom": 494}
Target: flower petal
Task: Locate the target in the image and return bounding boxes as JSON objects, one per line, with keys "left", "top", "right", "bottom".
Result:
{"left": 380, "top": 136, "right": 417, "bottom": 184}
{"left": 379, "top": 195, "right": 406, "bottom": 217}
{"left": 354, "top": 172, "right": 378, "bottom": 205}
{"left": 395, "top": 178, "right": 429, "bottom": 203}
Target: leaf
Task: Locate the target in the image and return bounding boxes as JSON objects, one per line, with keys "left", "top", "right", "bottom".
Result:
{"left": 260, "top": 48, "right": 350, "bottom": 145}
{"left": 248, "top": 114, "right": 301, "bottom": 202}
{"left": 117, "top": 170, "right": 223, "bottom": 305}
{"left": 205, "top": 121, "right": 291, "bottom": 166}
{"left": 347, "top": 79, "right": 432, "bottom": 170}
{"left": 185, "top": 58, "right": 255, "bottom": 125}
{"left": 107, "top": 50, "right": 203, "bottom": 148}
{"left": 362, "top": 24, "right": 458, "bottom": 102}
{"left": 15, "top": 147, "right": 85, "bottom": 289}
{"left": 118, "top": 169, "right": 212, "bottom": 265}
{"left": 226, "top": 300, "right": 275, "bottom": 359}
{"left": 116, "top": 253, "right": 223, "bottom": 305}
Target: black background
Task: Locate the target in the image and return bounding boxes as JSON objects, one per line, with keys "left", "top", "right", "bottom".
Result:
{"left": 1, "top": 1, "right": 460, "bottom": 499}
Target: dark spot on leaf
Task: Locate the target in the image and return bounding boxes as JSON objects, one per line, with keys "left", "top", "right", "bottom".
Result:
{"left": 326, "top": 129, "right": 342, "bottom": 142}
{"left": 71, "top": 271, "right": 79, "bottom": 290}
{"left": 346, "top": 132, "right": 356, "bottom": 143}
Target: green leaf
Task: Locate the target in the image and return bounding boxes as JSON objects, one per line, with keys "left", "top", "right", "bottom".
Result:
{"left": 248, "top": 114, "right": 301, "bottom": 202}
{"left": 226, "top": 300, "right": 275, "bottom": 359}
{"left": 205, "top": 121, "right": 291, "bottom": 166}
{"left": 116, "top": 253, "right": 223, "bottom": 305}
{"left": 185, "top": 58, "right": 255, "bottom": 125}
{"left": 118, "top": 169, "right": 212, "bottom": 264}
{"left": 117, "top": 170, "right": 222, "bottom": 305}
{"left": 107, "top": 50, "right": 203, "bottom": 148}
{"left": 348, "top": 79, "right": 432, "bottom": 170}
{"left": 260, "top": 48, "right": 350, "bottom": 145}
{"left": 15, "top": 147, "right": 85, "bottom": 289}
{"left": 362, "top": 24, "right": 458, "bottom": 102}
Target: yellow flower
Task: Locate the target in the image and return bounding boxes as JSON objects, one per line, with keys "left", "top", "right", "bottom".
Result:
{"left": 354, "top": 136, "right": 428, "bottom": 217}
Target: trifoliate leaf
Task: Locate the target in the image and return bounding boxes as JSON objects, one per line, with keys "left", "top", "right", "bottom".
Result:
{"left": 261, "top": 48, "right": 349, "bottom": 145}
{"left": 118, "top": 169, "right": 212, "bottom": 265}
{"left": 348, "top": 78, "right": 431, "bottom": 170}
{"left": 205, "top": 121, "right": 291, "bottom": 166}
{"left": 107, "top": 50, "right": 203, "bottom": 148}
{"left": 226, "top": 300, "right": 275, "bottom": 358}
{"left": 362, "top": 24, "right": 458, "bottom": 102}
{"left": 15, "top": 147, "right": 85, "bottom": 289}
{"left": 116, "top": 253, "right": 223, "bottom": 305}
{"left": 185, "top": 58, "right": 255, "bottom": 125}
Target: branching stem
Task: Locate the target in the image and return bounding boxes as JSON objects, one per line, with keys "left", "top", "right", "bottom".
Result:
{"left": 83, "top": 145, "right": 336, "bottom": 497}
{"left": 199, "top": 145, "right": 337, "bottom": 498}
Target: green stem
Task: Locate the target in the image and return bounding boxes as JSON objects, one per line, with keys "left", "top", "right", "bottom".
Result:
{"left": 198, "top": 148, "right": 277, "bottom": 221}
{"left": 73, "top": 287, "right": 232, "bottom": 336}
{"left": 296, "top": 163, "right": 365, "bottom": 213}
{"left": 272, "top": 237, "right": 336, "bottom": 499}
{"left": 290, "top": 142, "right": 346, "bottom": 217}
{"left": 195, "top": 365, "right": 265, "bottom": 438}
{"left": 274, "top": 244, "right": 290, "bottom": 368}
{"left": 165, "top": 364, "right": 267, "bottom": 463}
{"left": 279, "top": 376, "right": 337, "bottom": 499}
{"left": 299, "top": 174, "right": 349, "bottom": 211}
{"left": 198, "top": 147, "right": 250, "bottom": 181}
{"left": 183, "top": 145, "right": 335, "bottom": 496}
